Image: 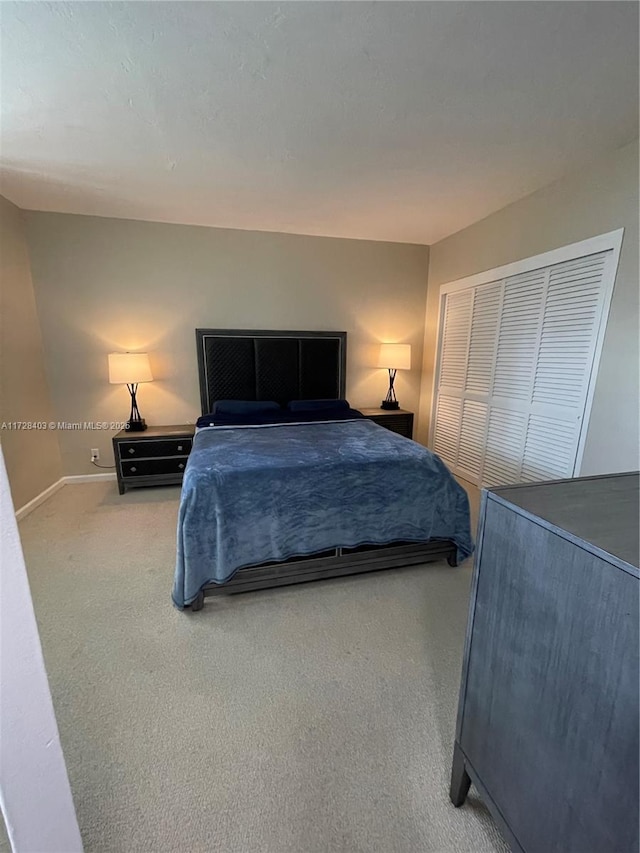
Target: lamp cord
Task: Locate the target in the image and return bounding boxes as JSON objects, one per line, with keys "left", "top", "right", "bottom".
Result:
{"left": 91, "top": 460, "right": 116, "bottom": 470}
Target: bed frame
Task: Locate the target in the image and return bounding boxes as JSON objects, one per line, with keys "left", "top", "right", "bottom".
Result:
{"left": 190, "top": 328, "right": 458, "bottom": 611}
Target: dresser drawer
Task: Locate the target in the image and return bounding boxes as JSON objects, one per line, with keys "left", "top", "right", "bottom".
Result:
{"left": 121, "top": 457, "right": 189, "bottom": 478}
{"left": 119, "top": 438, "right": 192, "bottom": 459}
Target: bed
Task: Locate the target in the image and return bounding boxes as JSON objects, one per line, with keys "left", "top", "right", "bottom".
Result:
{"left": 172, "top": 329, "right": 473, "bottom": 611}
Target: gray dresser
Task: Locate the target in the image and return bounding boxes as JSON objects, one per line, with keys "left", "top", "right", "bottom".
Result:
{"left": 451, "top": 473, "right": 639, "bottom": 853}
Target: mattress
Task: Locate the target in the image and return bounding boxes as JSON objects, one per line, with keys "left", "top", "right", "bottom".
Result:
{"left": 172, "top": 418, "right": 474, "bottom": 607}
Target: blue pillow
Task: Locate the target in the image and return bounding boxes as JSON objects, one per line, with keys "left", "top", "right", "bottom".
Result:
{"left": 212, "top": 400, "right": 280, "bottom": 414}
{"left": 288, "top": 399, "right": 349, "bottom": 412}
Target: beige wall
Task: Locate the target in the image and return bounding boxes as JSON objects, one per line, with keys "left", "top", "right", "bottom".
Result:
{"left": 418, "top": 139, "right": 639, "bottom": 476}
{"left": 24, "top": 214, "right": 429, "bottom": 474}
{"left": 0, "top": 196, "right": 63, "bottom": 508}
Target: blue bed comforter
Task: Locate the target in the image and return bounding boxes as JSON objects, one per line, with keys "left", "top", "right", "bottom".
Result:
{"left": 172, "top": 419, "right": 473, "bottom": 607}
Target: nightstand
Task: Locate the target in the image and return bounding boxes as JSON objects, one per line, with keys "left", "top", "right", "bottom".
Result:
{"left": 358, "top": 408, "right": 414, "bottom": 439}
{"left": 112, "top": 425, "right": 195, "bottom": 494}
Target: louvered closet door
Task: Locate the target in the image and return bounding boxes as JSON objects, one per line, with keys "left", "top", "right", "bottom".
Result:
{"left": 455, "top": 282, "right": 500, "bottom": 481}
{"left": 432, "top": 250, "right": 614, "bottom": 487}
{"left": 432, "top": 289, "right": 472, "bottom": 469}
{"left": 520, "top": 252, "right": 611, "bottom": 483}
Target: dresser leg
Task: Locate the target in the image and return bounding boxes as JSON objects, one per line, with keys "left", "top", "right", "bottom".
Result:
{"left": 450, "top": 742, "right": 471, "bottom": 806}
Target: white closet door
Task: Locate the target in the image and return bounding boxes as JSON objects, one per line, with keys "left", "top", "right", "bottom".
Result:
{"left": 457, "top": 400, "right": 488, "bottom": 481}
{"left": 466, "top": 282, "right": 501, "bottom": 396}
{"left": 439, "top": 289, "right": 472, "bottom": 391}
{"left": 482, "top": 407, "right": 528, "bottom": 487}
{"left": 433, "top": 395, "right": 462, "bottom": 468}
{"left": 492, "top": 269, "right": 546, "bottom": 404}
{"left": 431, "top": 289, "right": 472, "bottom": 467}
{"left": 518, "top": 251, "right": 611, "bottom": 483}
{"left": 431, "top": 240, "right": 618, "bottom": 488}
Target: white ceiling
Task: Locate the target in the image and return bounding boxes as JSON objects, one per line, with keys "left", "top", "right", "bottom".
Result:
{"left": 1, "top": 2, "right": 637, "bottom": 245}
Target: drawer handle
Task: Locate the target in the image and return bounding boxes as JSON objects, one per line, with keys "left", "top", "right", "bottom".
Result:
{"left": 130, "top": 466, "right": 137, "bottom": 473}
{"left": 128, "top": 448, "right": 135, "bottom": 454}
{"left": 178, "top": 463, "right": 185, "bottom": 470}
{"left": 177, "top": 444, "right": 183, "bottom": 451}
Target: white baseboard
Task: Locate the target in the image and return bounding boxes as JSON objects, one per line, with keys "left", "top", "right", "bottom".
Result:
{"left": 64, "top": 473, "right": 117, "bottom": 485}
{"left": 15, "top": 478, "right": 66, "bottom": 521}
{"left": 15, "top": 473, "right": 117, "bottom": 520}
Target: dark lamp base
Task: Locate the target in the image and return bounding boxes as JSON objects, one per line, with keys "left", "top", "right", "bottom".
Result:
{"left": 380, "top": 400, "right": 400, "bottom": 411}
{"left": 126, "top": 419, "right": 147, "bottom": 432}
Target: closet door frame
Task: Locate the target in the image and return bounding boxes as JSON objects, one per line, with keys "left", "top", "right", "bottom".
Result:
{"left": 429, "top": 228, "right": 624, "bottom": 479}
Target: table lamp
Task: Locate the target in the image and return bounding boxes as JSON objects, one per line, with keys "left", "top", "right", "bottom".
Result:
{"left": 108, "top": 352, "right": 153, "bottom": 431}
{"left": 377, "top": 343, "right": 411, "bottom": 410}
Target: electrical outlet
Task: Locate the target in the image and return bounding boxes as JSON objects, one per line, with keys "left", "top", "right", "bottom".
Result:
{"left": 91, "top": 448, "right": 100, "bottom": 462}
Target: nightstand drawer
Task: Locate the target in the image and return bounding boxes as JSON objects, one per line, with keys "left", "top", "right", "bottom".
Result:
{"left": 121, "top": 457, "right": 189, "bottom": 478}
{"left": 113, "top": 424, "right": 195, "bottom": 494}
{"left": 370, "top": 414, "right": 413, "bottom": 438}
{"left": 119, "top": 438, "right": 192, "bottom": 459}
{"left": 359, "top": 409, "right": 414, "bottom": 439}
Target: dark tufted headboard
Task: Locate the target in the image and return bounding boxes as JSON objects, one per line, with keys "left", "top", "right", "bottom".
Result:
{"left": 195, "top": 329, "right": 347, "bottom": 415}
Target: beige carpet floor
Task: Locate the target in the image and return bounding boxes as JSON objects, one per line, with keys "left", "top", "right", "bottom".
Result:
{"left": 16, "top": 480, "right": 507, "bottom": 853}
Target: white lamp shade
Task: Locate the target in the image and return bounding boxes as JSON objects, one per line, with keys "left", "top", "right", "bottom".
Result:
{"left": 108, "top": 352, "right": 153, "bottom": 384}
{"left": 377, "top": 343, "right": 411, "bottom": 370}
